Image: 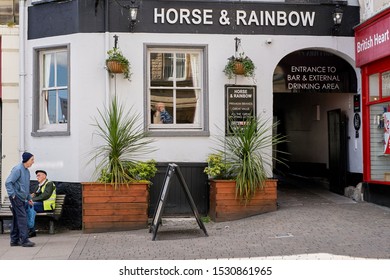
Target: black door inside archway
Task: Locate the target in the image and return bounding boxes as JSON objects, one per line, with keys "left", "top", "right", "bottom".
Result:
{"left": 273, "top": 49, "right": 357, "bottom": 193}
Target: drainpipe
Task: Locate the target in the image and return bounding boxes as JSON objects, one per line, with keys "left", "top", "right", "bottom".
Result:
{"left": 105, "top": 0, "right": 110, "bottom": 107}
{"left": 19, "top": 0, "right": 26, "bottom": 155}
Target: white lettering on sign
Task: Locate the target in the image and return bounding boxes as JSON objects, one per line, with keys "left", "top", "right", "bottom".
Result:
{"left": 230, "top": 93, "right": 253, "bottom": 98}
{"left": 154, "top": 8, "right": 213, "bottom": 25}
{"left": 291, "top": 66, "right": 327, "bottom": 73}
{"left": 356, "top": 29, "right": 389, "bottom": 53}
{"left": 374, "top": 30, "right": 390, "bottom": 45}
{"left": 233, "top": 89, "right": 247, "bottom": 93}
{"left": 288, "top": 83, "right": 340, "bottom": 90}
{"left": 356, "top": 36, "right": 373, "bottom": 53}
{"left": 236, "top": 10, "right": 315, "bottom": 26}
{"left": 287, "top": 66, "right": 341, "bottom": 91}
{"left": 154, "top": 8, "right": 316, "bottom": 27}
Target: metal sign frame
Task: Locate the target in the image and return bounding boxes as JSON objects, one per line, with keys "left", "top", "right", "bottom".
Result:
{"left": 149, "top": 163, "right": 208, "bottom": 241}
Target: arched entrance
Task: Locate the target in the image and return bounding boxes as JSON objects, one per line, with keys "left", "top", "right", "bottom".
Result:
{"left": 273, "top": 49, "right": 358, "bottom": 194}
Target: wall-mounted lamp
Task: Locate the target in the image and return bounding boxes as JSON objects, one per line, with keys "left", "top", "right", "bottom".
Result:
{"left": 332, "top": 5, "right": 344, "bottom": 36}
{"left": 113, "top": 0, "right": 139, "bottom": 32}
{"left": 128, "top": 0, "right": 139, "bottom": 32}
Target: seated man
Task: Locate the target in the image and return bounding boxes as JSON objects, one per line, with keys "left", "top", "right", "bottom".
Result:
{"left": 28, "top": 170, "right": 56, "bottom": 237}
{"left": 155, "top": 102, "right": 173, "bottom": 124}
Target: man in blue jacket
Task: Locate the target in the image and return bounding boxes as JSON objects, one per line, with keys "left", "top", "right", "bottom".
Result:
{"left": 156, "top": 102, "right": 173, "bottom": 124}
{"left": 5, "top": 152, "right": 36, "bottom": 247}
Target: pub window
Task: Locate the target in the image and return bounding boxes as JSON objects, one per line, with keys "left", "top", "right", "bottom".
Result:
{"left": 147, "top": 46, "right": 208, "bottom": 135}
{"left": 32, "top": 46, "right": 70, "bottom": 136}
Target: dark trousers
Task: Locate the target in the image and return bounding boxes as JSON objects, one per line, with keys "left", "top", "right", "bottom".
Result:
{"left": 33, "top": 201, "right": 44, "bottom": 213}
{"left": 10, "top": 197, "right": 29, "bottom": 244}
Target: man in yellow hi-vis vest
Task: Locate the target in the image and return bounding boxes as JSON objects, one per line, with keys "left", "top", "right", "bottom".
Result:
{"left": 28, "top": 170, "right": 56, "bottom": 237}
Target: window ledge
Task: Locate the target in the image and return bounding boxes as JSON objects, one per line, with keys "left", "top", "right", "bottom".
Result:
{"left": 31, "top": 131, "right": 70, "bottom": 137}
{"left": 148, "top": 130, "right": 210, "bottom": 137}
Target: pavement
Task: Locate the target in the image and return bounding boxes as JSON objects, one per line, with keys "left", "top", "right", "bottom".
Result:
{"left": 1, "top": 176, "right": 390, "bottom": 260}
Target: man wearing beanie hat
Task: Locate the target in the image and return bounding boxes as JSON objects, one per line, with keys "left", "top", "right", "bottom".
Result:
{"left": 5, "top": 152, "right": 36, "bottom": 247}
{"left": 22, "top": 152, "right": 33, "bottom": 163}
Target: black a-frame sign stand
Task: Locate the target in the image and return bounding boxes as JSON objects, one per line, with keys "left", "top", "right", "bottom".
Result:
{"left": 149, "top": 163, "right": 209, "bottom": 241}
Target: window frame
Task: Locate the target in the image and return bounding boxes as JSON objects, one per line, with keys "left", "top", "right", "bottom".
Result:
{"left": 32, "top": 44, "right": 70, "bottom": 137}
{"left": 363, "top": 56, "right": 390, "bottom": 184}
{"left": 144, "top": 44, "right": 209, "bottom": 137}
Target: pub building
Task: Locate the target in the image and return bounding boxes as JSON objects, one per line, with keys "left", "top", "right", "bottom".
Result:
{"left": 2, "top": 0, "right": 367, "bottom": 223}
{"left": 355, "top": 7, "right": 390, "bottom": 207}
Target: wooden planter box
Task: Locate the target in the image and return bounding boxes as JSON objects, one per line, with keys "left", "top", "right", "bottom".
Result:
{"left": 82, "top": 182, "right": 149, "bottom": 233}
{"left": 209, "top": 179, "right": 277, "bottom": 222}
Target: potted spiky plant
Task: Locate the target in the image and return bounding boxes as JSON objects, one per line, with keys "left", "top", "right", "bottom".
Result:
{"left": 205, "top": 116, "right": 287, "bottom": 222}
{"left": 82, "top": 95, "right": 156, "bottom": 233}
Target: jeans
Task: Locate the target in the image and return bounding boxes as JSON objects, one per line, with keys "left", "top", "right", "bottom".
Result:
{"left": 10, "top": 196, "right": 29, "bottom": 244}
{"left": 33, "top": 201, "right": 44, "bottom": 213}
{"left": 26, "top": 201, "right": 44, "bottom": 232}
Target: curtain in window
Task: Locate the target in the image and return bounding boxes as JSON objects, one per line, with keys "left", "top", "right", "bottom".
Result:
{"left": 190, "top": 53, "right": 200, "bottom": 125}
{"left": 43, "top": 54, "right": 52, "bottom": 125}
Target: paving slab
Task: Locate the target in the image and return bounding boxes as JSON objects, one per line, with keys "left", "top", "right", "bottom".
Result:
{"left": 0, "top": 178, "right": 389, "bottom": 260}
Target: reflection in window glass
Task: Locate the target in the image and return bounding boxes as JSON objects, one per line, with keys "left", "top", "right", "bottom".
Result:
{"left": 47, "top": 90, "right": 56, "bottom": 124}
{"left": 163, "top": 53, "right": 174, "bottom": 80}
{"left": 369, "top": 103, "right": 390, "bottom": 181}
{"left": 369, "top": 73, "right": 379, "bottom": 102}
{"left": 58, "top": 89, "right": 68, "bottom": 123}
{"left": 57, "top": 52, "right": 69, "bottom": 87}
{"left": 176, "top": 53, "right": 186, "bottom": 80}
{"left": 176, "top": 89, "right": 199, "bottom": 124}
{"left": 149, "top": 49, "right": 202, "bottom": 129}
{"left": 382, "top": 71, "right": 390, "bottom": 98}
{"left": 150, "top": 89, "right": 173, "bottom": 124}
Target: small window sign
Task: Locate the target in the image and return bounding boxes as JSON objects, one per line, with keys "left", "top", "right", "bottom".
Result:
{"left": 354, "top": 94, "right": 360, "bottom": 113}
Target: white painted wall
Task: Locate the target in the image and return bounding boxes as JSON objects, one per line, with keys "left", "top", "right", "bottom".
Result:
{"left": 24, "top": 31, "right": 362, "bottom": 183}
{"left": 359, "top": 0, "right": 390, "bottom": 21}
{"left": 1, "top": 25, "right": 20, "bottom": 202}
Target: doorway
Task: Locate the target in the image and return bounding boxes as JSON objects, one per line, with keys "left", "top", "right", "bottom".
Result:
{"left": 273, "top": 49, "right": 357, "bottom": 195}
{"left": 274, "top": 93, "right": 351, "bottom": 187}
{"left": 327, "top": 109, "right": 348, "bottom": 194}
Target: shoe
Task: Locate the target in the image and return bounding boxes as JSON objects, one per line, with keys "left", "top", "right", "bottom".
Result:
{"left": 10, "top": 242, "right": 21, "bottom": 247}
{"left": 22, "top": 241, "right": 35, "bottom": 247}
{"left": 28, "top": 231, "right": 37, "bottom": 238}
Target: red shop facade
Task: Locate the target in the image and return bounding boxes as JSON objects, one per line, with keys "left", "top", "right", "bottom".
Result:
{"left": 355, "top": 7, "right": 390, "bottom": 207}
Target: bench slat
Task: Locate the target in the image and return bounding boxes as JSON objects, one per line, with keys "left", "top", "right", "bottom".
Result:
{"left": 0, "top": 194, "right": 66, "bottom": 234}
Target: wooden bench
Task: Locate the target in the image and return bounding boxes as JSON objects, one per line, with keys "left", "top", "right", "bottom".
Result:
{"left": 0, "top": 194, "right": 66, "bottom": 234}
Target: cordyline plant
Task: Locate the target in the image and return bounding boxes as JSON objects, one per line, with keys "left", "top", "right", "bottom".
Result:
{"left": 89, "top": 95, "right": 156, "bottom": 188}
{"left": 210, "top": 116, "right": 288, "bottom": 203}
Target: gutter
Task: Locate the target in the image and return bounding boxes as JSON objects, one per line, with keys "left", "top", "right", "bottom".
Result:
{"left": 105, "top": 0, "right": 110, "bottom": 107}
{"left": 19, "top": 0, "right": 26, "bottom": 154}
